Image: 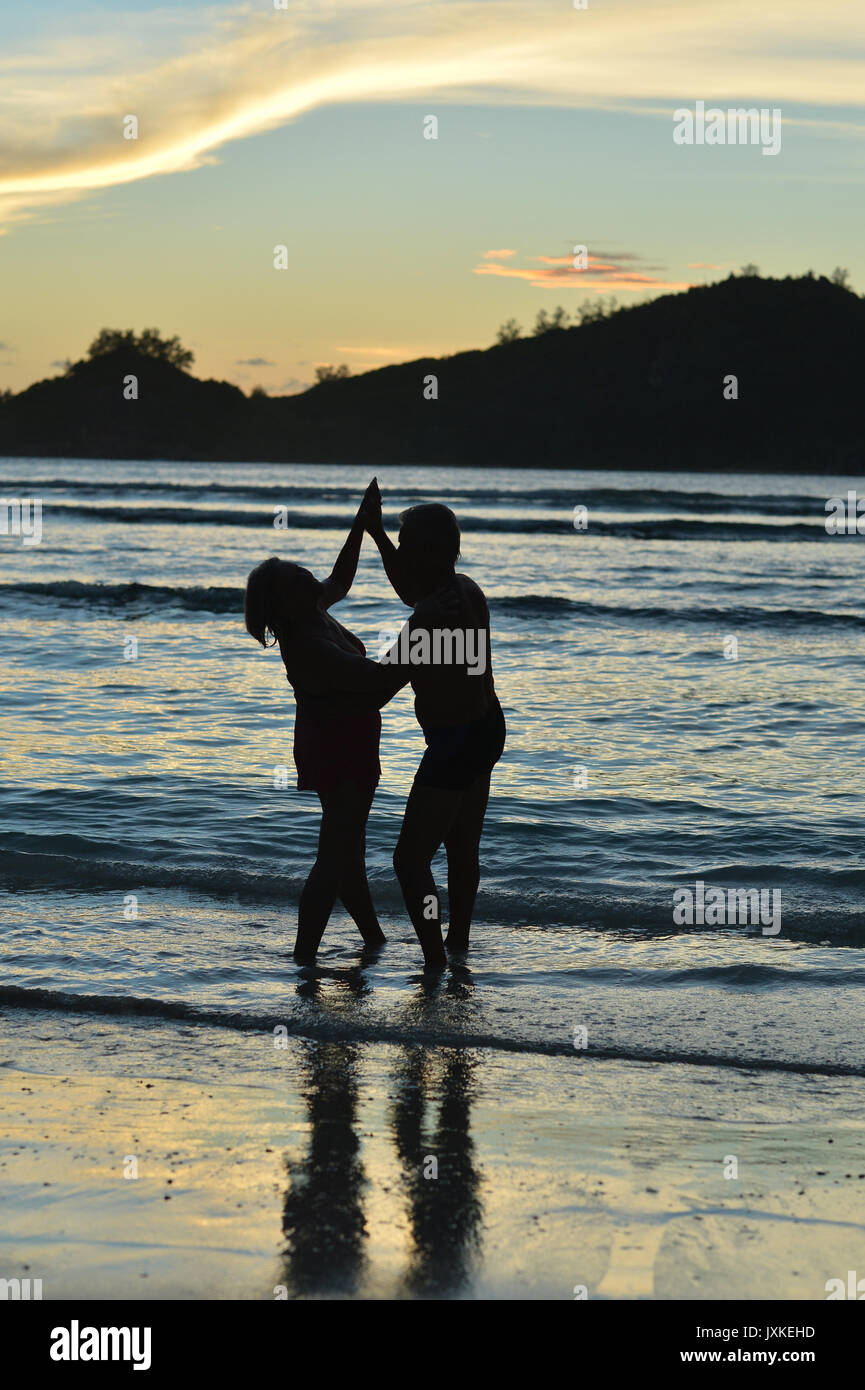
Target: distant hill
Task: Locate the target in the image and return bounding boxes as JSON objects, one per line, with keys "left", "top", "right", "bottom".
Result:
{"left": 1, "top": 274, "right": 862, "bottom": 470}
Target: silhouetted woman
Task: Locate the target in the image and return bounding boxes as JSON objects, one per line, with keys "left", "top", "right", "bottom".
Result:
{"left": 244, "top": 484, "right": 406, "bottom": 963}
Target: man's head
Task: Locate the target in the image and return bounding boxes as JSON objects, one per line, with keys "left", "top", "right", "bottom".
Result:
{"left": 397, "top": 503, "right": 461, "bottom": 601}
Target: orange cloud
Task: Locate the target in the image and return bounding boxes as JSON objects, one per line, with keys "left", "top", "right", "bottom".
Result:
{"left": 473, "top": 249, "right": 692, "bottom": 293}
{"left": 481, "top": 248, "right": 517, "bottom": 259}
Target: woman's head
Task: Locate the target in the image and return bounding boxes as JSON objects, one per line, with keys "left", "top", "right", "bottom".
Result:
{"left": 244, "top": 557, "right": 320, "bottom": 647}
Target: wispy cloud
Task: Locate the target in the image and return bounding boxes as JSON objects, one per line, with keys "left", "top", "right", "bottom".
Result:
{"left": 482, "top": 249, "right": 517, "bottom": 260}
{"left": 1, "top": 0, "right": 863, "bottom": 231}
{"left": 236, "top": 356, "right": 275, "bottom": 366}
{"left": 336, "top": 345, "right": 407, "bottom": 357}
{"left": 473, "top": 248, "right": 692, "bottom": 293}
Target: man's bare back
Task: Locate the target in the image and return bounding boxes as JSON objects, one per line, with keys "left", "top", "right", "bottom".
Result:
{"left": 408, "top": 573, "right": 495, "bottom": 727}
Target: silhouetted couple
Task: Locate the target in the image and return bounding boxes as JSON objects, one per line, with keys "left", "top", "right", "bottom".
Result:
{"left": 244, "top": 480, "right": 505, "bottom": 968}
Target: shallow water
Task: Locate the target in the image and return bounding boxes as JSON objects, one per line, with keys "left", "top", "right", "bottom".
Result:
{"left": 2, "top": 461, "right": 864, "bottom": 1075}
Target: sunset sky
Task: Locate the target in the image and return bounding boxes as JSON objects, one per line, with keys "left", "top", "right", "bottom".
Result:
{"left": 1, "top": 0, "right": 863, "bottom": 394}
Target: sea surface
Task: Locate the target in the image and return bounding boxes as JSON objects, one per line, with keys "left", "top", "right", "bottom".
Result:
{"left": 2, "top": 461, "right": 865, "bottom": 1078}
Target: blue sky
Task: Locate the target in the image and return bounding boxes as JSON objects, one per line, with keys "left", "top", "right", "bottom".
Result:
{"left": 1, "top": 1, "right": 863, "bottom": 392}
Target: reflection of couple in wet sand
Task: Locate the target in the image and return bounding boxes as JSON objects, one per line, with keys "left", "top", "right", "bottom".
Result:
{"left": 280, "top": 1039, "right": 481, "bottom": 1298}
{"left": 245, "top": 480, "right": 506, "bottom": 968}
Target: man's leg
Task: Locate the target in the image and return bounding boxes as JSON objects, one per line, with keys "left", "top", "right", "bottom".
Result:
{"left": 393, "top": 781, "right": 463, "bottom": 968}
{"left": 443, "top": 771, "right": 491, "bottom": 953}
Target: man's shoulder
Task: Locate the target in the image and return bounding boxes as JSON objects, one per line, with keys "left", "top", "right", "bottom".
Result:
{"left": 454, "top": 573, "right": 489, "bottom": 614}
{"left": 454, "top": 572, "right": 485, "bottom": 598}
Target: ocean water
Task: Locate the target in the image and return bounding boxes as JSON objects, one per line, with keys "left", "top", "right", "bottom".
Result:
{"left": 2, "top": 461, "right": 865, "bottom": 1078}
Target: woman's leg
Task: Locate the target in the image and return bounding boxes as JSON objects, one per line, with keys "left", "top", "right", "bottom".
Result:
{"left": 443, "top": 771, "right": 491, "bottom": 953}
{"left": 338, "top": 823, "right": 386, "bottom": 948}
{"left": 294, "top": 782, "right": 377, "bottom": 962}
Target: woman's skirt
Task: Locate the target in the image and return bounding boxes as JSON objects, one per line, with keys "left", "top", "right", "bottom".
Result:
{"left": 293, "top": 706, "right": 382, "bottom": 797}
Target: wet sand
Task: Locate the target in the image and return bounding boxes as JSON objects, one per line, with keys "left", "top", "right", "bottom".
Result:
{"left": 1, "top": 1024, "right": 863, "bottom": 1300}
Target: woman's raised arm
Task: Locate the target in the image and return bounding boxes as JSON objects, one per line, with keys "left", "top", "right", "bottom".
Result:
{"left": 317, "top": 510, "right": 362, "bottom": 610}
{"left": 362, "top": 479, "right": 414, "bottom": 607}
{"left": 317, "top": 480, "right": 382, "bottom": 610}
